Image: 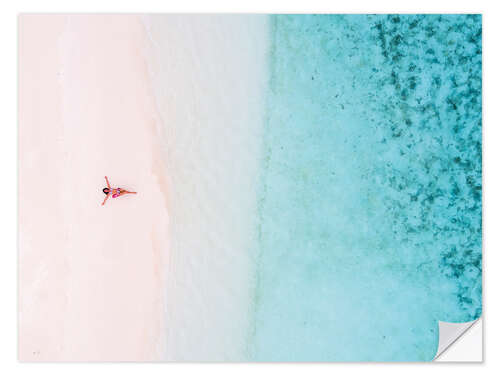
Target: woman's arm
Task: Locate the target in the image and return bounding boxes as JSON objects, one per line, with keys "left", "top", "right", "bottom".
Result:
{"left": 105, "top": 176, "right": 111, "bottom": 189}
{"left": 101, "top": 194, "right": 109, "bottom": 206}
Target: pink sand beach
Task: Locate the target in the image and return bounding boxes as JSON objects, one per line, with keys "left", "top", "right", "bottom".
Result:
{"left": 19, "top": 15, "right": 169, "bottom": 361}
{"left": 19, "top": 14, "right": 268, "bottom": 361}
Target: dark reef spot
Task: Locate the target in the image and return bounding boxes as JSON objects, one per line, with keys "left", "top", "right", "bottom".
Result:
{"left": 391, "top": 34, "right": 402, "bottom": 47}
{"left": 409, "top": 19, "right": 419, "bottom": 29}
{"left": 432, "top": 76, "right": 441, "bottom": 88}
{"left": 400, "top": 89, "right": 408, "bottom": 101}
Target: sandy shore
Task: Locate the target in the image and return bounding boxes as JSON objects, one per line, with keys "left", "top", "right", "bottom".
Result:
{"left": 19, "top": 15, "right": 169, "bottom": 361}
{"left": 19, "top": 14, "right": 269, "bottom": 361}
{"left": 142, "top": 15, "right": 269, "bottom": 360}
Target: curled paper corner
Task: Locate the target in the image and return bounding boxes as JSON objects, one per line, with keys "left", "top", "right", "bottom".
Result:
{"left": 433, "top": 317, "right": 482, "bottom": 361}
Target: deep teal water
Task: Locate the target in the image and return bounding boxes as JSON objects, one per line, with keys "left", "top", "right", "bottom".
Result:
{"left": 252, "top": 14, "right": 482, "bottom": 361}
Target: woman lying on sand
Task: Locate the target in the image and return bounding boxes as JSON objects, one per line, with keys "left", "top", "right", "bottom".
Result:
{"left": 102, "top": 176, "right": 137, "bottom": 205}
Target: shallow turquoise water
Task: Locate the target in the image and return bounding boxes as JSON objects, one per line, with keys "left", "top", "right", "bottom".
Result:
{"left": 252, "top": 15, "right": 481, "bottom": 361}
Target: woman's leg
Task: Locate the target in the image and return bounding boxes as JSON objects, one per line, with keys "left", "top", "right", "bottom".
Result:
{"left": 121, "top": 190, "right": 137, "bottom": 195}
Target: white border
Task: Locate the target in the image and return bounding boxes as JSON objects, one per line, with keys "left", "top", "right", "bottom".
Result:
{"left": 2, "top": 0, "right": 497, "bottom": 373}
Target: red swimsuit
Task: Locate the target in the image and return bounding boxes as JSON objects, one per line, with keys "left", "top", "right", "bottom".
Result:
{"left": 112, "top": 188, "right": 121, "bottom": 198}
